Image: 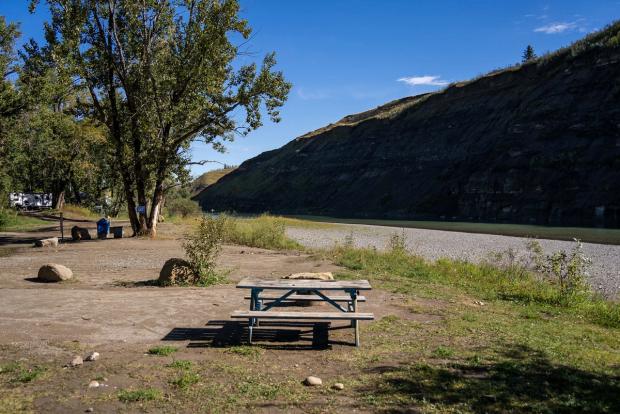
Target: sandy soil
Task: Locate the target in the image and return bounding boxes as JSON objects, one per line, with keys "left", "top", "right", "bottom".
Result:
{"left": 0, "top": 223, "right": 427, "bottom": 413}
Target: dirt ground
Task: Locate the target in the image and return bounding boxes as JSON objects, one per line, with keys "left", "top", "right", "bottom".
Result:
{"left": 0, "top": 221, "right": 427, "bottom": 413}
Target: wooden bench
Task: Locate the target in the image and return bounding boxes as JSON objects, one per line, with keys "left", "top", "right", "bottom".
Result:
{"left": 231, "top": 310, "right": 375, "bottom": 346}
{"left": 244, "top": 294, "right": 366, "bottom": 302}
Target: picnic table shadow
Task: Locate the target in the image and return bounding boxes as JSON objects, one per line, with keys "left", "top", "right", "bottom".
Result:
{"left": 163, "top": 320, "right": 355, "bottom": 350}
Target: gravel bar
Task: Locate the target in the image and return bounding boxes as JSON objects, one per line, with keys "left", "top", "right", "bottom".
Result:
{"left": 286, "top": 223, "right": 620, "bottom": 299}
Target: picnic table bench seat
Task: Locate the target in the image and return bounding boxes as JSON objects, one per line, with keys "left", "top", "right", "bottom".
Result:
{"left": 231, "top": 310, "right": 375, "bottom": 320}
{"left": 243, "top": 294, "right": 366, "bottom": 302}
{"left": 231, "top": 310, "right": 374, "bottom": 345}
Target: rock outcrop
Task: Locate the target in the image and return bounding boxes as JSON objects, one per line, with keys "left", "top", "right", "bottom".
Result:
{"left": 195, "top": 23, "right": 620, "bottom": 228}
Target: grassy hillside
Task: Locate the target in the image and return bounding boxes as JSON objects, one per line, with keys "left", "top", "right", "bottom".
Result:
{"left": 190, "top": 168, "right": 235, "bottom": 196}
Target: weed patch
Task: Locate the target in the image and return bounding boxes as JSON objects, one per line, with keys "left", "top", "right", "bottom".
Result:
{"left": 167, "top": 360, "right": 193, "bottom": 370}
{"left": 148, "top": 346, "right": 178, "bottom": 356}
{"left": 170, "top": 371, "right": 201, "bottom": 389}
{"left": 118, "top": 388, "right": 162, "bottom": 403}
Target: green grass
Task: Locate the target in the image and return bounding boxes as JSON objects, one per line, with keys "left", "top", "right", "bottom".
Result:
{"left": 432, "top": 346, "right": 455, "bottom": 358}
{"left": 0, "top": 362, "right": 46, "bottom": 383}
{"left": 293, "top": 215, "right": 620, "bottom": 245}
{"left": 0, "top": 211, "right": 49, "bottom": 231}
{"left": 331, "top": 246, "right": 620, "bottom": 328}
{"left": 118, "top": 388, "right": 162, "bottom": 403}
{"left": 221, "top": 214, "right": 303, "bottom": 250}
{"left": 147, "top": 345, "right": 178, "bottom": 356}
{"left": 327, "top": 244, "right": 620, "bottom": 411}
{"left": 57, "top": 204, "right": 100, "bottom": 220}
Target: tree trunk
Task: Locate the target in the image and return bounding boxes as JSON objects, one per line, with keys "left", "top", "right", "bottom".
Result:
{"left": 147, "top": 185, "right": 164, "bottom": 238}
{"left": 53, "top": 190, "right": 65, "bottom": 210}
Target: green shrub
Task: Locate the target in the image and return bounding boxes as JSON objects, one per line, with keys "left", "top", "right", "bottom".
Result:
{"left": 388, "top": 230, "right": 407, "bottom": 254}
{"left": 166, "top": 197, "right": 201, "bottom": 218}
{"left": 525, "top": 239, "right": 592, "bottom": 302}
{"left": 182, "top": 215, "right": 229, "bottom": 286}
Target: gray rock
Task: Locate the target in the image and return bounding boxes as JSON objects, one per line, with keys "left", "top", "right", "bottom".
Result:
{"left": 85, "top": 351, "right": 99, "bottom": 361}
{"left": 85, "top": 408, "right": 94, "bottom": 413}
{"left": 332, "top": 382, "right": 344, "bottom": 390}
{"left": 70, "top": 355, "right": 83, "bottom": 367}
{"left": 38, "top": 264, "right": 73, "bottom": 282}
{"left": 304, "top": 376, "right": 322, "bottom": 386}
{"left": 34, "top": 237, "right": 59, "bottom": 248}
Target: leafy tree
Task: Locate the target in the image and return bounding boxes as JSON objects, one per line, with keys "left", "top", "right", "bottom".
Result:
{"left": 31, "top": 0, "right": 291, "bottom": 236}
{"left": 9, "top": 37, "right": 108, "bottom": 209}
{"left": 522, "top": 45, "right": 537, "bottom": 63}
{"left": 0, "top": 16, "right": 21, "bottom": 200}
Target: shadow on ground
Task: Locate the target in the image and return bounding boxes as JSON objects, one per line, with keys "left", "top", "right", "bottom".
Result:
{"left": 359, "top": 344, "right": 620, "bottom": 413}
{"left": 163, "top": 320, "right": 354, "bottom": 350}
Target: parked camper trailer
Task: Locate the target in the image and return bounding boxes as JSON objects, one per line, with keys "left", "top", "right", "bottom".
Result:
{"left": 9, "top": 193, "right": 53, "bottom": 210}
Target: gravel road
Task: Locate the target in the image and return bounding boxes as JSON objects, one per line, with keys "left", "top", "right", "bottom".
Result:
{"left": 286, "top": 224, "right": 620, "bottom": 299}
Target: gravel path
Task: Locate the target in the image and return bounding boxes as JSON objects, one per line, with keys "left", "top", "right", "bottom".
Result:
{"left": 286, "top": 224, "right": 620, "bottom": 299}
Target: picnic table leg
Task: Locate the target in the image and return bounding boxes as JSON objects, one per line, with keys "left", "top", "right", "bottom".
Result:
{"left": 250, "top": 288, "right": 263, "bottom": 327}
{"left": 248, "top": 319, "right": 253, "bottom": 345}
{"left": 349, "top": 289, "right": 360, "bottom": 347}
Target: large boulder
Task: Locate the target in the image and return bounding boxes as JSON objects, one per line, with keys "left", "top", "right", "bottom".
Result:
{"left": 71, "top": 226, "right": 92, "bottom": 241}
{"left": 282, "top": 272, "right": 334, "bottom": 281}
{"left": 158, "top": 258, "right": 195, "bottom": 285}
{"left": 38, "top": 263, "right": 73, "bottom": 282}
{"left": 34, "top": 237, "right": 59, "bottom": 248}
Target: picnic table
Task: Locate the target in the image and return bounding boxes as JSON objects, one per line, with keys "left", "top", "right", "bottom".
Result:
{"left": 231, "top": 278, "right": 374, "bottom": 347}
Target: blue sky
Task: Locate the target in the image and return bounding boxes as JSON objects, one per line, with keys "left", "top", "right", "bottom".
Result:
{"left": 2, "top": 0, "right": 619, "bottom": 177}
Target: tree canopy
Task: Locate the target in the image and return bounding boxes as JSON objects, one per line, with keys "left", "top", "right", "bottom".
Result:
{"left": 20, "top": 0, "right": 291, "bottom": 235}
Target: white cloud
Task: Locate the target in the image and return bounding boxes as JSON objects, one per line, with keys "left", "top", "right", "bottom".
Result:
{"left": 534, "top": 22, "right": 577, "bottom": 34}
{"left": 296, "top": 87, "right": 331, "bottom": 101}
{"left": 397, "top": 75, "right": 449, "bottom": 87}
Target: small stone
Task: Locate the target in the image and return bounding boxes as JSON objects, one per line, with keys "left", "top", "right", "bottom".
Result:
{"left": 85, "top": 352, "right": 99, "bottom": 361}
{"left": 304, "top": 376, "right": 322, "bottom": 386}
{"left": 34, "top": 237, "right": 59, "bottom": 248}
{"left": 70, "top": 355, "right": 83, "bottom": 367}
{"left": 332, "top": 383, "right": 344, "bottom": 390}
{"left": 85, "top": 408, "right": 94, "bottom": 413}
{"left": 88, "top": 380, "right": 99, "bottom": 388}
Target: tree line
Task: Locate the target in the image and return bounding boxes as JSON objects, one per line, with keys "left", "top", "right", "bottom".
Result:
{"left": 0, "top": 1, "right": 290, "bottom": 236}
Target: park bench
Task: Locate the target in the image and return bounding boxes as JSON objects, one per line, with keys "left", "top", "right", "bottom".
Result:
{"left": 232, "top": 278, "right": 374, "bottom": 347}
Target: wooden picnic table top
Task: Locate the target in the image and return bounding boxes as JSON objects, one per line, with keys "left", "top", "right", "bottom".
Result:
{"left": 236, "top": 277, "right": 372, "bottom": 291}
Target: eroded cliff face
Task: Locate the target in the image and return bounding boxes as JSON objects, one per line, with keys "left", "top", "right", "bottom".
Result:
{"left": 196, "top": 28, "right": 620, "bottom": 228}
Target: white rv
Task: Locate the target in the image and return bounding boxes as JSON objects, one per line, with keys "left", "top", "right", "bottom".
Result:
{"left": 9, "top": 193, "right": 53, "bottom": 210}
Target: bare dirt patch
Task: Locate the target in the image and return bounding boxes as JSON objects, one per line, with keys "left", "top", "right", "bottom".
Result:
{"left": 0, "top": 224, "right": 433, "bottom": 413}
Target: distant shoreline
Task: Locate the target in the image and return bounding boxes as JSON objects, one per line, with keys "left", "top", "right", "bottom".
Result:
{"left": 285, "top": 215, "right": 620, "bottom": 245}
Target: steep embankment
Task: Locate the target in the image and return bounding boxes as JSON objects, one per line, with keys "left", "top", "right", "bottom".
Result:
{"left": 196, "top": 23, "right": 620, "bottom": 227}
